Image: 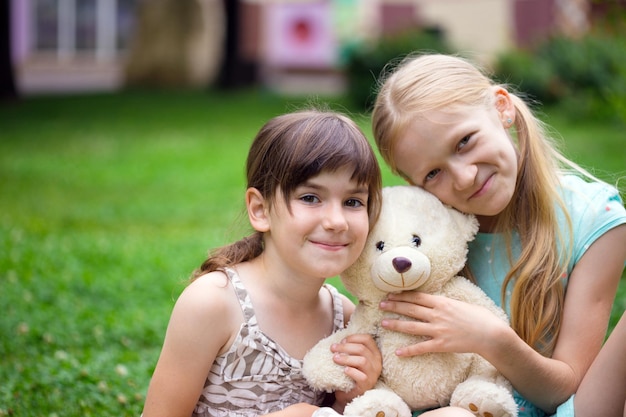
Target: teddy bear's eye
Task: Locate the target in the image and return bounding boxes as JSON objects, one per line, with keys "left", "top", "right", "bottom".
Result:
{"left": 411, "top": 235, "right": 421, "bottom": 247}
{"left": 375, "top": 241, "right": 385, "bottom": 251}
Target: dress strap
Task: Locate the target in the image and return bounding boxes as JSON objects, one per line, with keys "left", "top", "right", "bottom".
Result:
{"left": 224, "top": 267, "right": 258, "bottom": 328}
{"left": 323, "top": 283, "right": 346, "bottom": 331}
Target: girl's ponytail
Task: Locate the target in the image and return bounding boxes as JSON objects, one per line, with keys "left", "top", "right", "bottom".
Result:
{"left": 191, "top": 232, "right": 264, "bottom": 280}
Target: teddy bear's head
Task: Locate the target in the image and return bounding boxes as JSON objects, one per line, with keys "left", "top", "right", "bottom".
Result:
{"left": 341, "top": 185, "right": 478, "bottom": 303}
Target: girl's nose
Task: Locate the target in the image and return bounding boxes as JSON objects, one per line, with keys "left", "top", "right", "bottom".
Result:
{"left": 450, "top": 162, "right": 477, "bottom": 191}
{"left": 322, "top": 202, "right": 349, "bottom": 231}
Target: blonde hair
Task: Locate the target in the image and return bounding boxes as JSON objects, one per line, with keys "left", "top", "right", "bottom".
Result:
{"left": 372, "top": 53, "right": 576, "bottom": 355}
{"left": 193, "top": 109, "right": 383, "bottom": 280}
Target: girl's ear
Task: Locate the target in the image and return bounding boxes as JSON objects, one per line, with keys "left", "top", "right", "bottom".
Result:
{"left": 493, "top": 86, "right": 515, "bottom": 127}
{"left": 246, "top": 187, "right": 270, "bottom": 232}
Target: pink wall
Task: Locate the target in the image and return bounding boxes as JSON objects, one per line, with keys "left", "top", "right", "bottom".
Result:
{"left": 11, "top": 0, "right": 30, "bottom": 64}
{"left": 514, "top": 0, "right": 556, "bottom": 48}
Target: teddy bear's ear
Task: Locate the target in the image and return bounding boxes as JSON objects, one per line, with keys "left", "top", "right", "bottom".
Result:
{"left": 446, "top": 206, "right": 479, "bottom": 243}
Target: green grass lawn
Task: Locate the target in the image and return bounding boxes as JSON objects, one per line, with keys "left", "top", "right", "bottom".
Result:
{"left": 1, "top": 89, "right": 624, "bottom": 416}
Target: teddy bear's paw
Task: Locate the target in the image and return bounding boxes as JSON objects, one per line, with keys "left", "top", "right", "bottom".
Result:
{"left": 312, "top": 407, "right": 344, "bottom": 417}
{"left": 450, "top": 380, "right": 518, "bottom": 417}
{"left": 344, "top": 389, "right": 412, "bottom": 417}
{"left": 303, "top": 363, "right": 354, "bottom": 393}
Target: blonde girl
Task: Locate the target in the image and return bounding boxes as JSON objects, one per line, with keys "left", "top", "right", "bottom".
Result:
{"left": 371, "top": 53, "right": 626, "bottom": 417}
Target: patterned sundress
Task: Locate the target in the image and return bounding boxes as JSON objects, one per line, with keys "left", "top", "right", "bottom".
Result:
{"left": 193, "top": 268, "right": 345, "bottom": 416}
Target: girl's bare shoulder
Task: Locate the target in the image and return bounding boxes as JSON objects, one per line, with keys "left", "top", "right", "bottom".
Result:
{"left": 173, "top": 271, "right": 241, "bottom": 324}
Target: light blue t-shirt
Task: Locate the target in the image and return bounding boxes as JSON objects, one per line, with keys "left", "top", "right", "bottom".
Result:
{"left": 467, "top": 175, "right": 626, "bottom": 417}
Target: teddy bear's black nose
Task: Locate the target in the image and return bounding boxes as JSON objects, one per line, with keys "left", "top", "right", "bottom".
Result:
{"left": 392, "top": 257, "right": 412, "bottom": 273}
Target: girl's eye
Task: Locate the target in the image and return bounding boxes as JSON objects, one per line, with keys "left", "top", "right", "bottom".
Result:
{"left": 345, "top": 198, "right": 365, "bottom": 208}
{"left": 376, "top": 241, "right": 385, "bottom": 251}
{"left": 425, "top": 169, "right": 440, "bottom": 182}
{"left": 300, "top": 194, "right": 319, "bottom": 204}
{"left": 457, "top": 135, "right": 470, "bottom": 150}
{"left": 411, "top": 235, "right": 421, "bottom": 247}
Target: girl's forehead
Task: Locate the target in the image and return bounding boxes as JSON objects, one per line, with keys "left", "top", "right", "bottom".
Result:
{"left": 304, "top": 166, "right": 362, "bottom": 183}
{"left": 418, "top": 105, "right": 478, "bottom": 124}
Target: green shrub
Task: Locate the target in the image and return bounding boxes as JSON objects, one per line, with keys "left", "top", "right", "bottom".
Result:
{"left": 493, "top": 50, "right": 558, "bottom": 104}
{"left": 494, "top": 32, "right": 626, "bottom": 123}
{"left": 344, "top": 27, "right": 451, "bottom": 111}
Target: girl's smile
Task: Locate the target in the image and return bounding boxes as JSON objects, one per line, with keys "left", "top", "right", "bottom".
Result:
{"left": 310, "top": 240, "right": 350, "bottom": 251}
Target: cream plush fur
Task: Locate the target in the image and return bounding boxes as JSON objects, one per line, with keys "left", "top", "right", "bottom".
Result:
{"left": 303, "top": 186, "right": 518, "bottom": 417}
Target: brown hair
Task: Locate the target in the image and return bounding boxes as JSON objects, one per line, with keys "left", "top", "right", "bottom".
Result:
{"left": 193, "top": 109, "right": 383, "bottom": 279}
{"left": 372, "top": 53, "right": 574, "bottom": 355}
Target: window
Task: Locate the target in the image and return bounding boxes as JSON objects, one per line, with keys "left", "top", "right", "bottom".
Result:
{"left": 31, "top": 0, "right": 137, "bottom": 60}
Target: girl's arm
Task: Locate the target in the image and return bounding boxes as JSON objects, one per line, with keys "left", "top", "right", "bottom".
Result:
{"left": 498, "top": 224, "right": 626, "bottom": 410}
{"left": 142, "top": 273, "right": 241, "bottom": 417}
{"left": 380, "top": 224, "right": 626, "bottom": 413}
{"left": 574, "top": 311, "right": 626, "bottom": 417}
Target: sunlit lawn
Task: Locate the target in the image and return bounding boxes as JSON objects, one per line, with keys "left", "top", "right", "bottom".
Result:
{"left": 0, "top": 89, "right": 624, "bottom": 416}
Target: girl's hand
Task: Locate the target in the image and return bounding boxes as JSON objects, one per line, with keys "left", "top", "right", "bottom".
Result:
{"left": 330, "top": 333, "right": 382, "bottom": 408}
{"left": 379, "top": 291, "right": 507, "bottom": 357}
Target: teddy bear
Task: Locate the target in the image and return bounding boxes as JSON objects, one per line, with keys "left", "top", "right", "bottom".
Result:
{"left": 302, "top": 185, "right": 518, "bottom": 417}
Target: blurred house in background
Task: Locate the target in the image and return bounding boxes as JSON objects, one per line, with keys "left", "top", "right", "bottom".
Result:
{"left": 11, "top": 0, "right": 137, "bottom": 94}
{"left": 10, "top": 0, "right": 593, "bottom": 96}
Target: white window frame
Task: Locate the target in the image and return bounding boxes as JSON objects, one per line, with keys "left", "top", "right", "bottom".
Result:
{"left": 31, "top": 0, "right": 121, "bottom": 62}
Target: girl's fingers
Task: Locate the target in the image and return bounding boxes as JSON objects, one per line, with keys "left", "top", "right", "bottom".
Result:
{"left": 379, "top": 299, "right": 432, "bottom": 322}
{"left": 332, "top": 350, "right": 368, "bottom": 368}
{"left": 342, "top": 364, "right": 368, "bottom": 383}
{"left": 330, "top": 334, "right": 380, "bottom": 357}
{"left": 394, "top": 339, "right": 442, "bottom": 357}
{"left": 387, "top": 290, "right": 438, "bottom": 307}
{"left": 330, "top": 333, "right": 382, "bottom": 392}
{"left": 380, "top": 317, "right": 431, "bottom": 336}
